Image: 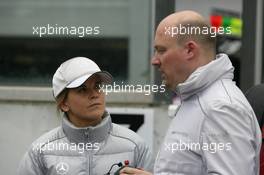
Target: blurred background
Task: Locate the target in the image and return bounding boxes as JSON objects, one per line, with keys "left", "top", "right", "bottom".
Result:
{"left": 0, "top": 0, "right": 263, "bottom": 174}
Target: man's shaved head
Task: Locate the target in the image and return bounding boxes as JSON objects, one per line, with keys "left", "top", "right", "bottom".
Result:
{"left": 152, "top": 10, "right": 217, "bottom": 89}
{"left": 160, "top": 10, "right": 205, "bottom": 26}
{"left": 157, "top": 10, "right": 216, "bottom": 53}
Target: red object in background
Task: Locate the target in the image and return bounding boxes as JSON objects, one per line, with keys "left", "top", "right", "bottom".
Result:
{"left": 124, "top": 160, "right": 129, "bottom": 166}
{"left": 210, "top": 15, "right": 222, "bottom": 28}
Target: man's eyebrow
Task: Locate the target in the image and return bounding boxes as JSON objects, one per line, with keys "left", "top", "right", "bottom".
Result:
{"left": 154, "top": 45, "right": 166, "bottom": 50}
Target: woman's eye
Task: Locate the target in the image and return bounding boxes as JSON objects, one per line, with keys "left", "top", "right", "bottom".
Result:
{"left": 95, "top": 82, "right": 102, "bottom": 90}
{"left": 77, "top": 86, "right": 87, "bottom": 93}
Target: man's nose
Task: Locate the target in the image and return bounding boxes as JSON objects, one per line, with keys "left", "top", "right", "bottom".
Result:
{"left": 151, "top": 55, "right": 160, "bottom": 66}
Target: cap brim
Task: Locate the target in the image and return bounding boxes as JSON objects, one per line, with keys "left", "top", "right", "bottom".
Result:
{"left": 66, "top": 71, "right": 113, "bottom": 88}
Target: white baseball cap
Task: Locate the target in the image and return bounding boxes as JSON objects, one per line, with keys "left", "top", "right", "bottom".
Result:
{"left": 52, "top": 57, "right": 112, "bottom": 98}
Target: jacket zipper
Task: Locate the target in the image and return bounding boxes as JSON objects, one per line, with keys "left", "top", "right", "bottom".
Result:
{"left": 85, "top": 128, "right": 92, "bottom": 175}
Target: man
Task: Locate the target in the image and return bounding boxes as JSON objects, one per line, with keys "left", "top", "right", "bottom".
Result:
{"left": 120, "top": 10, "right": 261, "bottom": 175}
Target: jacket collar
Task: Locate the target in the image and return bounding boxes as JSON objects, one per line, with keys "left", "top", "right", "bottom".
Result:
{"left": 175, "top": 53, "right": 234, "bottom": 100}
{"left": 62, "top": 111, "right": 112, "bottom": 144}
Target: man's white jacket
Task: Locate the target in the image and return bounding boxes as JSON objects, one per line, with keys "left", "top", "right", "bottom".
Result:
{"left": 154, "top": 54, "right": 261, "bottom": 175}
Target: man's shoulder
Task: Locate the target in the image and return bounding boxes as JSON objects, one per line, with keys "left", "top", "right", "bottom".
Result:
{"left": 198, "top": 79, "right": 252, "bottom": 115}
{"left": 199, "top": 79, "right": 240, "bottom": 104}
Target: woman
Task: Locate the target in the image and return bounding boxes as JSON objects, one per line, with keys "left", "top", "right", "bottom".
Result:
{"left": 18, "top": 57, "right": 151, "bottom": 175}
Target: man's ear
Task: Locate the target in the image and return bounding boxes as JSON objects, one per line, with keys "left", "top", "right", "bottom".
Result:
{"left": 60, "top": 100, "right": 69, "bottom": 112}
{"left": 184, "top": 41, "right": 197, "bottom": 60}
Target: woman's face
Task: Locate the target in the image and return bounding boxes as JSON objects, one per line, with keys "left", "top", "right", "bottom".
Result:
{"left": 61, "top": 75, "right": 106, "bottom": 127}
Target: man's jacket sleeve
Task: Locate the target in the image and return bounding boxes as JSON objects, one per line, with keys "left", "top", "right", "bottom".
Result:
{"left": 201, "top": 102, "right": 261, "bottom": 175}
{"left": 135, "top": 138, "right": 153, "bottom": 172}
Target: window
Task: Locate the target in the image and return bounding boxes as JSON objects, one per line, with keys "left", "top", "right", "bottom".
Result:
{"left": 0, "top": 0, "right": 152, "bottom": 87}
{"left": 0, "top": 37, "right": 128, "bottom": 86}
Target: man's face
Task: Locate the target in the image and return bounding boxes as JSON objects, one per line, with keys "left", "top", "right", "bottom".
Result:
{"left": 152, "top": 24, "right": 190, "bottom": 90}
{"left": 62, "top": 75, "right": 106, "bottom": 126}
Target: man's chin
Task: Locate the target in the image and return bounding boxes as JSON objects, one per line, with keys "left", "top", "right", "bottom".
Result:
{"left": 161, "top": 79, "right": 167, "bottom": 86}
{"left": 162, "top": 80, "right": 175, "bottom": 90}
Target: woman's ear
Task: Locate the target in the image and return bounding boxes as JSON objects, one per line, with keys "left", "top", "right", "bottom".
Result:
{"left": 60, "top": 100, "right": 69, "bottom": 112}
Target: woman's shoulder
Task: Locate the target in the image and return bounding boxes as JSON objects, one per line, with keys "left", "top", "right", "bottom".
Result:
{"left": 29, "top": 126, "right": 65, "bottom": 153}
{"left": 110, "top": 123, "right": 146, "bottom": 148}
